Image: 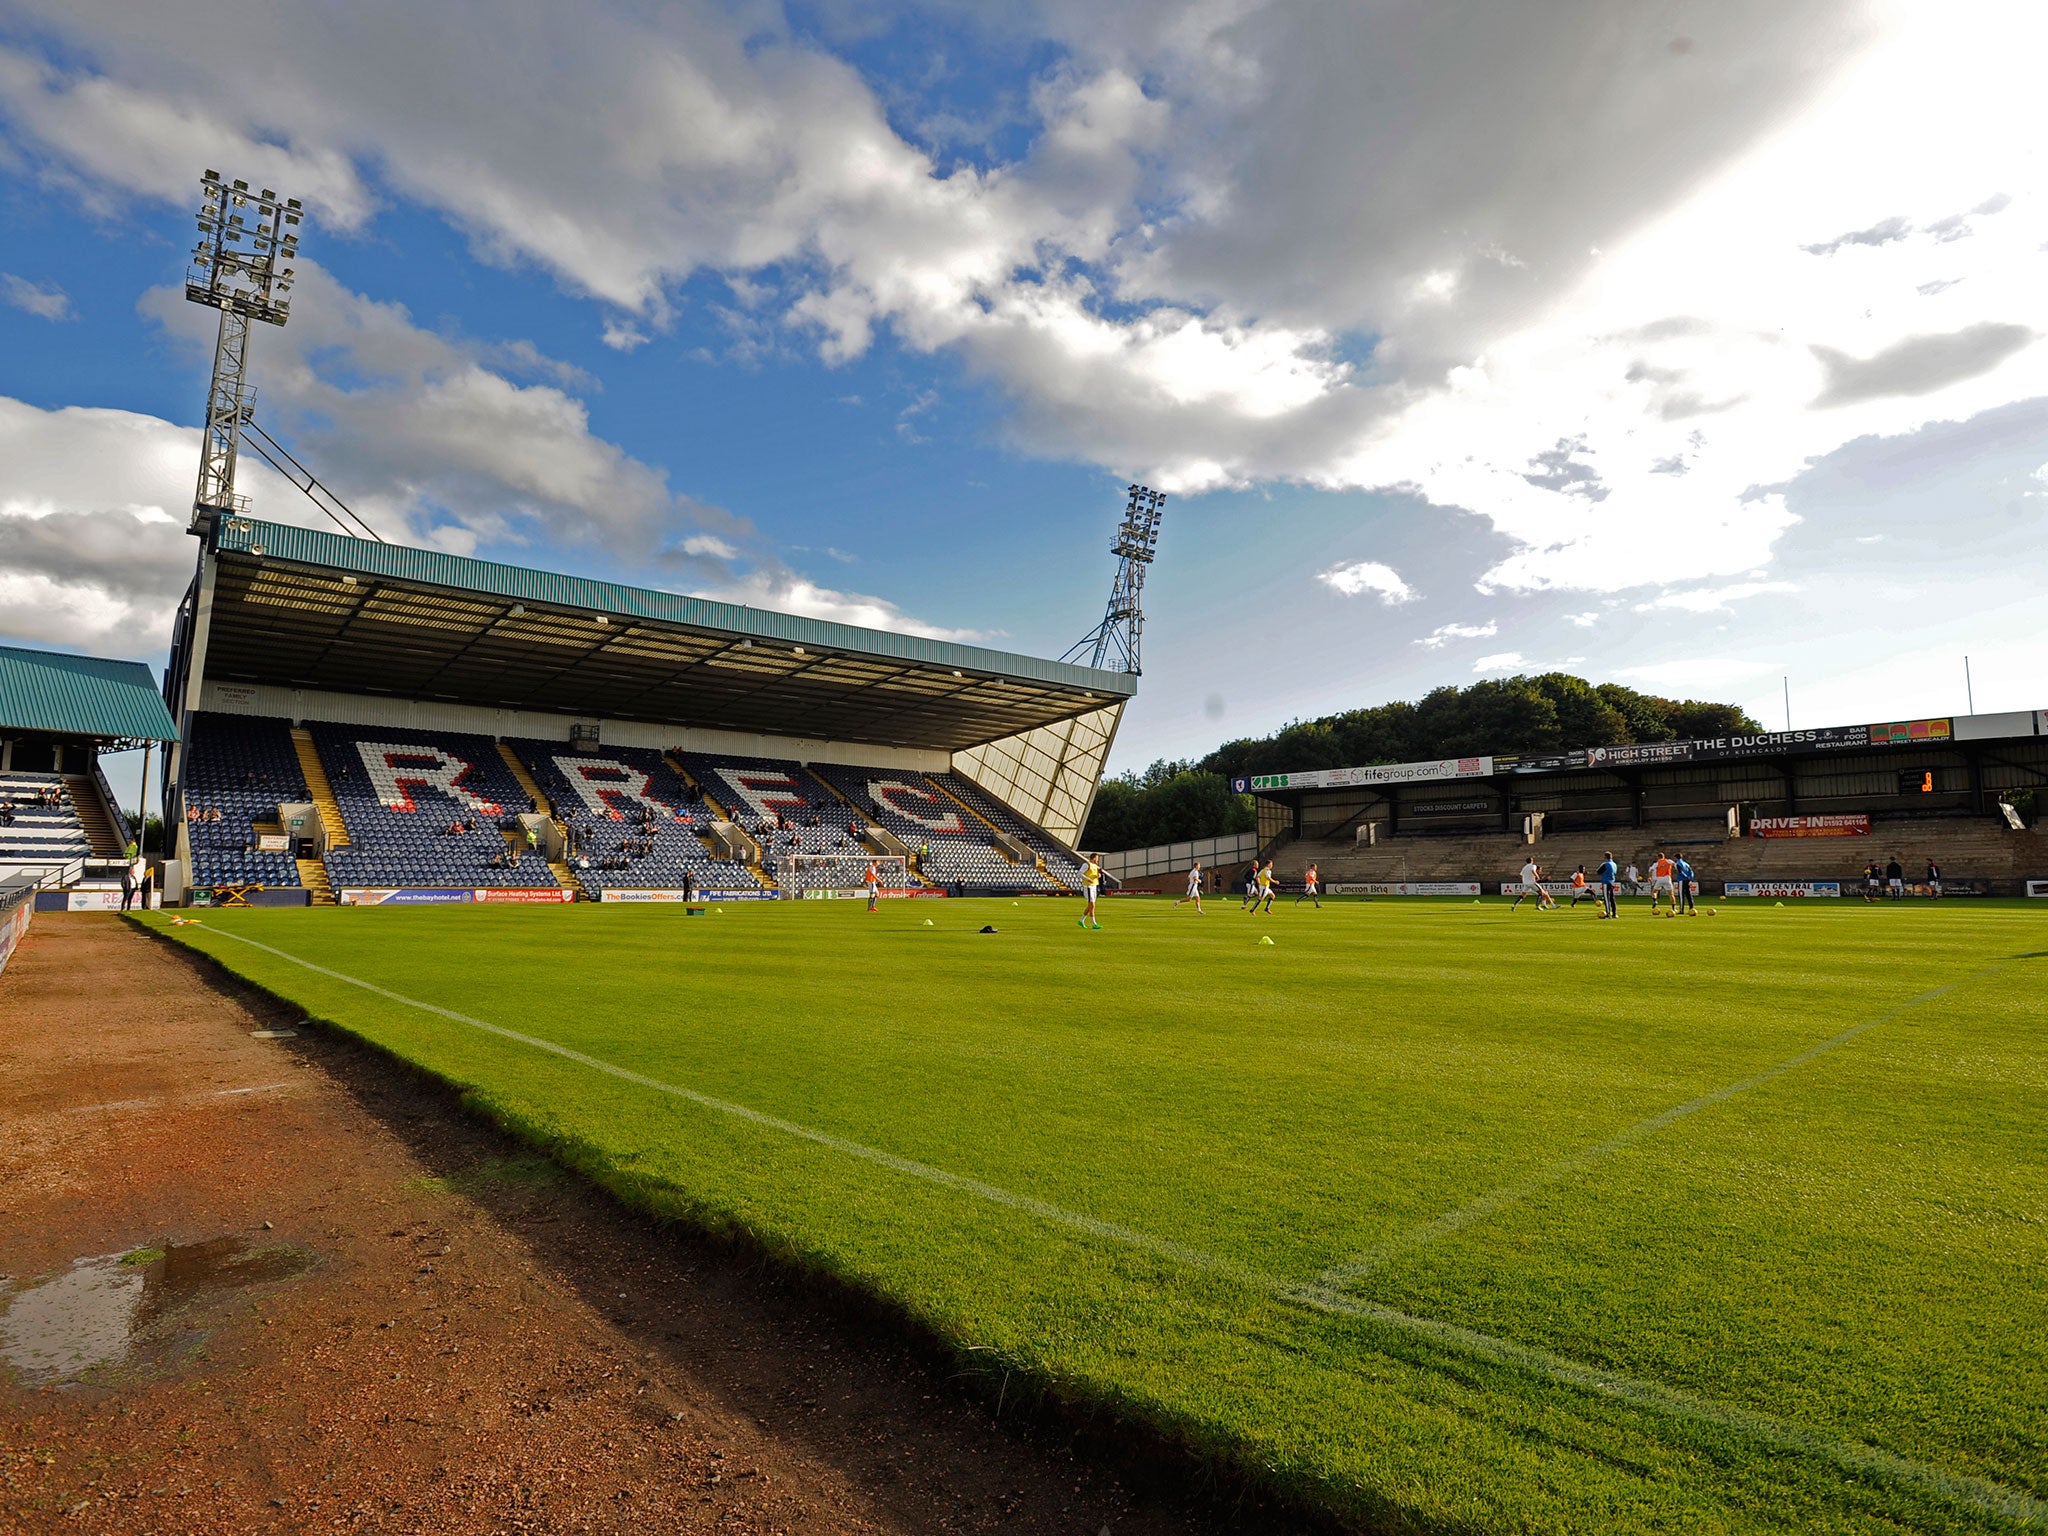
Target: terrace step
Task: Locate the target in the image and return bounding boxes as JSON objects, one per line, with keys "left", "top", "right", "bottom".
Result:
{"left": 547, "top": 860, "right": 580, "bottom": 893}
{"left": 290, "top": 728, "right": 350, "bottom": 848}
{"left": 496, "top": 742, "right": 553, "bottom": 816}
{"left": 63, "top": 776, "right": 125, "bottom": 856}
{"left": 296, "top": 857, "right": 336, "bottom": 905}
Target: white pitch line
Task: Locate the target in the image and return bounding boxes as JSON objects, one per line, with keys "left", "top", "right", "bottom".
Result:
{"left": 1312, "top": 966, "right": 2011, "bottom": 1290}
{"left": 188, "top": 923, "right": 2046, "bottom": 1531}
{"left": 54, "top": 1081, "right": 295, "bottom": 1118}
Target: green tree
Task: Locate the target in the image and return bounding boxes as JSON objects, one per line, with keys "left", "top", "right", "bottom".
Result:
{"left": 1193, "top": 672, "right": 1763, "bottom": 779}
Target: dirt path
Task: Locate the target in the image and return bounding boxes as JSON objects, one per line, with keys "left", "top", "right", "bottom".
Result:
{"left": 1, "top": 916, "right": 1269, "bottom": 1536}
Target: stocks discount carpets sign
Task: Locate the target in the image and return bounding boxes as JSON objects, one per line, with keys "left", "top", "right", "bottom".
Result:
{"left": 1234, "top": 757, "right": 1491, "bottom": 793}
{"left": 1329, "top": 881, "right": 1482, "bottom": 896}
{"left": 1724, "top": 881, "right": 1842, "bottom": 898}
{"left": 1749, "top": 814, "right": 1871, "bottom": 839}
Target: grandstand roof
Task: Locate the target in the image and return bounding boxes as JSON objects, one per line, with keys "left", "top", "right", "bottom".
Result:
{"left": 0, "top": 643, "right": 179, "bottom": 744}
{"left": 201, "top": 518, "right": 1135, "bottom": 751}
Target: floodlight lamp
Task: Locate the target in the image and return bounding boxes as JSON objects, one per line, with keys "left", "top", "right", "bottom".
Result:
{"left": 286, "top": 198, "right": 301, "bottom": 210}
{"left": 233, "top": 178, "right": 247, "bottom": 190}
{"left": 951, "top": 669, "right": 963, "bottom": 678}
{"left": 249, "top": 543, "right": 265, "bottom": 557}
{"left": 203, "top": 169, "right": 219, "bottom": 181}
{"left": 261, "top": 188, "right": 276, "bottom": 200}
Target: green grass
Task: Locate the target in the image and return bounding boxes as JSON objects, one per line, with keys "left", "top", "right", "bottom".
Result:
{"left": 142, "top": 895, "right": 2048, "bottom": 1533}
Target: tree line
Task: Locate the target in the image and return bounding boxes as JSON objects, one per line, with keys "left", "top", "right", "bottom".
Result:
{"left": 1081, "top": 672, "right": 1763, "bottom": 852}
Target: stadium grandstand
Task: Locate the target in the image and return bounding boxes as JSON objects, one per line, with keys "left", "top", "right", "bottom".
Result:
{"left": 1177, "top": 715, "right": 2048, "bottom": 898}
{"left": 0, "top": 643, "right": 175, "bottom": 907}
{"left": 158, "top": 516, "right": 1133, "bottom": 907}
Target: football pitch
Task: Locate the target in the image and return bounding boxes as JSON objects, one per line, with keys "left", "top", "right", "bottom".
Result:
{"left": 143, "top": 896, "right": 2047, "bottom": 1533}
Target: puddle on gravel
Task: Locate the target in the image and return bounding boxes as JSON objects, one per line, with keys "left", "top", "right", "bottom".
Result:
{"left": 0, "top": 1236, "right": 316, "bottom": 1384}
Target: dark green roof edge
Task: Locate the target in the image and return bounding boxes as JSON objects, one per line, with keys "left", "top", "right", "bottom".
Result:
{"left": 0, "top": 642, "right": 180, "bottom": 742}
{"left": 219, "top": 519, "right": 1138, "bottom": 699}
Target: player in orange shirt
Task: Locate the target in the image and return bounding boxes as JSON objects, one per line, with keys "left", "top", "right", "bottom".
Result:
{"left": 1567, "top": 865, "right": 1597, "bottom": 910}
{"left": 1648, "top": 853, "right": 1677, "bottom": 915}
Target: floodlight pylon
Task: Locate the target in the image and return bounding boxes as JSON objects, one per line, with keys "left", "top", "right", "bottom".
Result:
{"left": 185, "top": 170, "right": 301, "bottom": 534}
{"left": 1061, "top": 483, "right": 1166, "bottom": 674}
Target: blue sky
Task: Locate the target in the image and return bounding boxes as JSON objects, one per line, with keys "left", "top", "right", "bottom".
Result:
{"left": 2, "top": 0, "right": 2044, "bottom": 811}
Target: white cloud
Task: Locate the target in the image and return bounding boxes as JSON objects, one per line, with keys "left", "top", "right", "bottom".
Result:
{"left": 600, "top": 319, "right": 649, "bottom": 352}
{"left": 701, "top": 569, "right": 980, "bottom": 642}
{"left": 1471, "top": 652, "right": 1523, "bottom": 673}
{"left": 1, "top": 273, "right": 70, "bottom": 319}
{"left": 0, "top": 397, "right": 297, "bottom": 648}
{"left": 1614, "top": 659, "right": 1785, "bottom": 689}
{"left": 1565, "top": 611, "right": 1601, "bottom": 627}
{"left": 1636, "top": 580, "right": 1800, "bottom": 613}
{"left": 2, "top": 0, "right": 2046, "bottom": 607}
{"left": 1317, "top": 560, "right": 1416, "bottom": 604}
{"left": 1416, "top": 620, "right": 1497, "bottom": 648}
{"left": 681, "top": 534, "right": 738, "bottom": 560}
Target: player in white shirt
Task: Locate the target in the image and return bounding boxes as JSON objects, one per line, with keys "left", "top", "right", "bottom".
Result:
{"left": 1623, "top": 862, "right": 1641, "bottom": 894}
{"left": 1173, "top": 861, "right": 1205, "bottom": 912}
{"left": 1078, "top": 854, "right": 1103, "bottom": 929}
{"left": 1511, "top": 859, "right": 1555, "bottom": 910}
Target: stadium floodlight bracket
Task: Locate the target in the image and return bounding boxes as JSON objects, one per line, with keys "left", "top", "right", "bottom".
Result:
{"left": 1061, "top": 483, "right": 1166, "bottom": 675}
{"left": 186, "top": 170, "right": 302, "bottom": 535}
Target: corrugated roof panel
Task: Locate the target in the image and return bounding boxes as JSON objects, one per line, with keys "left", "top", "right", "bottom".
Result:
{"left": 216, "top": 517, "right": 1135, "bottom": 699}
{"left": 0, "top": 643, "right": 180, "bottom": 741}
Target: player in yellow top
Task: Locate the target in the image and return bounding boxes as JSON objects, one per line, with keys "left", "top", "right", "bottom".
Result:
{"left": 1078, "top": 854, "right": 1103, "bottom": 929}
{"left": 1248, "top": 860, "right": 1277, "bottom": 915}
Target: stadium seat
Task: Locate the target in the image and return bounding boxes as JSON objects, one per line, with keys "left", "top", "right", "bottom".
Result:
{"left": 177, "top": 714, "right": 308, "bottom": 888}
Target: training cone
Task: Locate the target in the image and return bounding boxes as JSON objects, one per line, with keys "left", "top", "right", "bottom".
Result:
{"left": 923, "top": 918, "right": 935, "bottom": 926}
{"left": 1259, "top": 934, "right": 1275, "bottom": 945}
{"left": 1773, "top": 901, "right": 1784, "bottom": 907}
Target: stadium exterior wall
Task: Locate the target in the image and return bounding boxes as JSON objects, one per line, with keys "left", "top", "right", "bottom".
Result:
{"left": 198, "top": 680, "right": 950, "bottom": 772}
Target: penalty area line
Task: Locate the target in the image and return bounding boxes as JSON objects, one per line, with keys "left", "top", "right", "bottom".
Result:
{"left": 1313, "top": 964, "right": 2011, "bottom": 1291}
{"left": 188, "top": 924, "right": 2046, "bottom": 1532}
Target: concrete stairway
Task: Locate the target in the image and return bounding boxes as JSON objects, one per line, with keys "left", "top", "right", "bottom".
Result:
{"left": 496, "top": 743, "right": 554, "bottom": 816}
{"left": 63, "top": 776, "right": 125, "bottom": 856}
{"left": 289, "top": 729, "right": 350, "bottom": 848}
{"left": 296, "top": 857, "right": 336, "bottom": 904}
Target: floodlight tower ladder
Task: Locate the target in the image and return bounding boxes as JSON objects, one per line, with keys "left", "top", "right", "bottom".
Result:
{"left": 1060, "top": 484, "right": 1166, "bottom": 675}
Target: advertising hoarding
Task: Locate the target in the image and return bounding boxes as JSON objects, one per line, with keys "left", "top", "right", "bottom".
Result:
{"left": 1328, "top": 881, "right": 1482, "bottom": 896}
{"left": 1748, "top": 814, "right": 1871, "bottom": 839}
{"left": 1233, "top": 757, "right": 1491, "bottom": 794}
{"left": 1723, "top": 881, "right": 1842, "bottom": 898}
{"left": 599, "top": 889, "right": 695, "bottom": 902}
{"left": 474, "top": 888, "right": 575, "bottom": 903}
{"left": 338, "top": 888, "right": 474, "bottom": 905}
